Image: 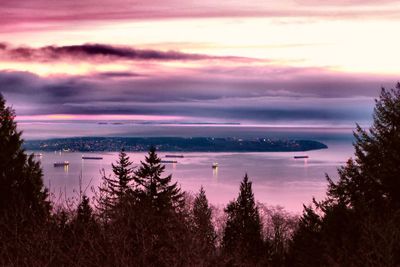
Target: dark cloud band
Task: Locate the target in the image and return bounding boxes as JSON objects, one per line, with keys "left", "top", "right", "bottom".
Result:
{"left": 0, "top": 43, "right": 249, "bottom": 62}
{"left": 0, "top": 69, "right": 390, "bottom": 125}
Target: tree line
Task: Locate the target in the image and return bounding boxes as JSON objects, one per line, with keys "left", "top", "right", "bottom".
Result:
{"left": 1, "top": 83, "right": 400, "bottom": 266}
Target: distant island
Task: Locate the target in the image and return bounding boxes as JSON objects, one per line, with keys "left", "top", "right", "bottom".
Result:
{"left": 24, "top": 137, "right": 328, "bottom": 152}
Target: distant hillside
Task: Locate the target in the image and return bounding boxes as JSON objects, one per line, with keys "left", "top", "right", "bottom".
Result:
{"left": 24, "top": 137, "right": 328, "bottom": 152}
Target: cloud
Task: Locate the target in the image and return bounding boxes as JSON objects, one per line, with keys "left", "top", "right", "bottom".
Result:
{"left": 0, "top": 43, "right": 248, "bottom": 63}
{"left": 0, "top": 69, "right": 394, "bottom": 126}
{"left": 1, "top": 0, "right": 399, "bottom": 33}
{"left": 294, "top": 0, "right": 399, "bottom": 6}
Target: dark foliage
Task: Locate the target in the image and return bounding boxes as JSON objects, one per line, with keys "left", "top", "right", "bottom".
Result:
{"left": 191, "top": 187, "right": 217, "bottom": 266}
{"left": 98, "top": 150, "right": 135, "bottom": 218}
{"left": 0, "top": 93, "right": 50, "bottom": 222}
{"left": 3, "top": 83, "right": 399, "bottom": 266}
{"left": 222, "top": 174, "right": 265, "bottom": 266}
{"left": 290, "top": 83, "right": 400, "bottom": 266}
{"left": 135, "top": 146, "right": 185, "bottom": 211}
{"left": 0, "top": 93, "right": 52, "bottom": 266}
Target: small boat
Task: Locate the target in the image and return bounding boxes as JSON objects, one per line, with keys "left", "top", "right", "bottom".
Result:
{"left": 294, "top": 155, "right": 309, "bottom": 159}
{"left": 161, "top": 160, "right": 178, "bottom": 164}
{"left": 54, "top": 161, "right": 69, "bottom": 167}
{"left": 212, "top": 163, "right": 219, "bottom": 169}
{"left": 165, "top": 154, "right": 184, "bottom": 158}
{"left": 82, "top": 156, "right": 103, "bottom": 160}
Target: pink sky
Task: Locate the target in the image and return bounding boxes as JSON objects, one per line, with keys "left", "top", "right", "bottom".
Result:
{"left": 0, "top": 0, "right": 399, "bottom": 125}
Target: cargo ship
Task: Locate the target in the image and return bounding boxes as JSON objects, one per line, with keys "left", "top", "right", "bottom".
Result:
{"left": 165, "top": 155, "right": 184, "bottom": 158}
{"left": 294, "top": 155, "right": 309, "bottom": 159}
{"left": 161, "top": 160, "right": 178, "bottom": 164}
{"left": 82, "top": 156, "right": 103, "bottom": 160}
{"left": 54, "top": 161, "right": 69, "bottom": 167}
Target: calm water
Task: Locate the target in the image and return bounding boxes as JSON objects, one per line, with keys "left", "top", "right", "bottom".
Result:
{"left": 32, "top": 140, "right": 354, "bottom": 213}
{"left": 23, "top": 123, "right": 356, "bottom": 213}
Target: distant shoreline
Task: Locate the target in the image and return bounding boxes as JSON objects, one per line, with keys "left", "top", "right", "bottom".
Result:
{"left": 24, "top": 137, "right": 328, "bottom": 152}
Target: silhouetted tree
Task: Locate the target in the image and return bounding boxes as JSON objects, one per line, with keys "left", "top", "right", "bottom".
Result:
{"left": 98, "top": 150, "right": 134, "bottom": 218}
{"left": 288, "top": 204, "right": 323, "bottom": 267}
{"left": 290, "top": 83, "right": 400, "bottom": 265}
{"left": 135, "top": 146, "right": 184, "bottom": 211}
{"left": 0, "top": 93, "right": 51, "bottom": 266}
{"left": 0, "top": 93, "right": 50, "bottom": 221}
{"left": 222, "top": 174, "right": 264, "bottom": 266}
{"left": 112, "top": 150, "right": 135, "bottom": 195}
{"left": 192, "top": 187, "right": 217, "bottom": 266}
{"left": 76, "top": 195, "right": 94, "bottom": 225}
{"left": 327, "top": 83, "right": 400, "bottom": 212}
{"left": 133, "top": 147, "right": 190, "bottom": 266}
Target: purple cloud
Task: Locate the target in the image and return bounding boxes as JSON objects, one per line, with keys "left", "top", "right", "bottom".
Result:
{"left": 0, "top": 43, "right": 250, "bottom": 62}
{"left": 0, "top": 69, "right": 395, "bottom": 126}
{"left": 1, "top": 0, "right": 399, "bottom": 33}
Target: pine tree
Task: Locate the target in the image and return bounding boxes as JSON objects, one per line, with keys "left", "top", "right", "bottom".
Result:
{"left": 289, "top": 83, "right": 400, "bottom": 265}
{"left": 133, "top": 147, "right": 189, "bottom": 266}
{"left": 0, "top": 93, "right": 50, "bottom": 222}
{"left": 326, "top": 83, "right": 400, "bottom": 212}
{"left": 112, "top": 150, "right": 135, "bottom": 194}
{"left": 192, "top": 187, "right": 217, "bottom": 265}
{"left": 288, "top": 205, "right": 323, "bottom": 267}
{"left": 135, "top": 146, "right": 184, "bottom": 211}
{"left": 222, "top": 174, "right": 264, "bottom": 266}
{"left": 98, "top": 150, "right": 134, "bottom": 215}
{"left": 76, "top": 195, "right": 94, "bottom": 225}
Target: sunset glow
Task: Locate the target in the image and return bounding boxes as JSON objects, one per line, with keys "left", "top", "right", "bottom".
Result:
{"left": 1, "top": 0, "right": 399, "bottom": 126}
{"left": 16, "top": 114, "right": 185, "bottom": 121}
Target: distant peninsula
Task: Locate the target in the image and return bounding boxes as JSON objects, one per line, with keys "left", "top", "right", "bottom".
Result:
{"left": 24, "top": 137, "right": 328, "bottom": 152}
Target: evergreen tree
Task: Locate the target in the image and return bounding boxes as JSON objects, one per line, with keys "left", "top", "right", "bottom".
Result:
{"left": 0, "top": 93, "right": 50, "bottom": 221}
{"left": 0, "top": 93, "right": 51, "bottom": 266}
{"left": 327, "top": 83, "right": 400, "bottom": 212}
{"left": 112, "top": 150, "right": 135, "bottom": 194}
{"left": 288, "top": 205, "right": 323, "bottom": 267}
{"left": 96, "top": 151, "right": 142, "bottom": 266}
{"left": 98, "top": 150, "right": 134, "bottom": 215}
{"left": 135, "top": 146, "right": 184, "bottom": 211}
{"left": 222, "top": 174, "right": 264, "bottom": 266}
{"left": 192, "top": 187, "right": 217, "bottom": 265}
{"left": 76, "top": 195, "right": 94, "bottom": 225}
{"left": 133, "top": 147, "right": 189, "bottom": 266}
{"left": 290, "top": 83, "right": 400, "bottom": 265}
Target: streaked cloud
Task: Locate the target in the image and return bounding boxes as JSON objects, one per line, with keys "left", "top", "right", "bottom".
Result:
{"left": 1, "top": 0, "right": 400, "bottom": 32}
{"left": 0, "top": 68, "right": 393, "bottom": 126}
{"left": 1, "top": 0, "right": 398, "bottom": 132}
{"left": 0, "top": 43, "right": 252, "bottom": 63}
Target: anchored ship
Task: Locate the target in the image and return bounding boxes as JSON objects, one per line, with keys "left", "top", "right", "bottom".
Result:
{"left": 82, "top": 155, "right": 103, "bottom": 160}
{"left": 294, "top": 155, "right": 309, "bottom": 159}
{"left": 161, "top": 160, "right": 178, "bottom": 164}
{"left": 54, "top": 161, "right": 69, "bottom": 167}
{"left": 165, "top": 155, "right": 184, "bottom": 158}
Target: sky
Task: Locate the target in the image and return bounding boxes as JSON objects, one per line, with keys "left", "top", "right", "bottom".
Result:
{"left": 1, "top": 0, "right": 399, "bottom": 129}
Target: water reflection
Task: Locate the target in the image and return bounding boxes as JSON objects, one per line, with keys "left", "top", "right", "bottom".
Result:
{"left": 34, "top": 140, "right": 355, "bottom": 213}
{"left": 212, "top": 165, "right": 219, "bottom": 178}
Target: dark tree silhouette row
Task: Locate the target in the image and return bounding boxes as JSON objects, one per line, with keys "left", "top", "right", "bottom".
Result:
{"left": 1, "top": 83, "right": 400, "bottom": 266}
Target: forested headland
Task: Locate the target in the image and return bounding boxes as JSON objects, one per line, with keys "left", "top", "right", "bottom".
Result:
{"left": 24, "top": 137, "right": 327, "bottom": 152}
{"left": 1, "top": 83, "right": 400, "bottom": 266}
